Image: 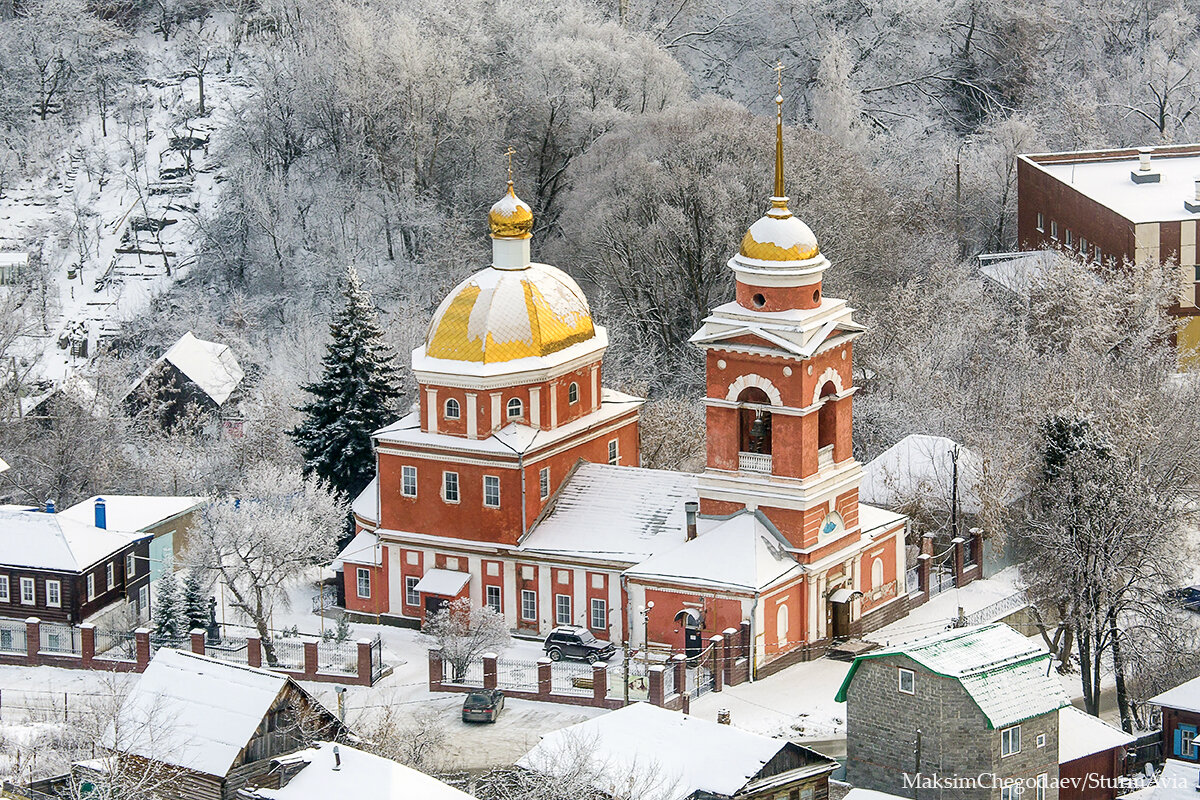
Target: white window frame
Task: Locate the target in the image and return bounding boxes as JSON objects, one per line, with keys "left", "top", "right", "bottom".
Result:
{"left": 898, "top": 667, "right": 915, "bottom": 695}
{"left": 1001, "top": 724, "right": 1021, "bottom": 757}
{"left": 1001, "top": 783, "right": 1019, "bottom": 800}
{"left": 402, "top": 465, "right": 418, "bottom": 497}
{"left": 442, "top": 471, "right": 460, "bottom": 503}
{"left": 46, "top": 580, "right": 61, "bottom": 608}
{"left": 1035, "top": 773, "right": 1047, "bottom": 800}
{"left": 1036, "top": 732, "right": 1046, "bottom": 748}
{"left": 1184, "top": 727, "right": 1197, "bottom": 758}
{"left": 405, "top": 576, "right": 420, "bottom": 606}
{"left": 86, "top": 573, "right": 95, "bottom": 601}
{"left": 138, "top": 584, "right": 149, "bottom": 616}
{"left": 608, "top": 439, "right": 619, "bottom": 465}
{"left": 485, "top": 585, "right": 502, "bottom": 613}
{"left": 568, "top": 382, "right": 579, "bottom": 404}
{"left": 539, "top": 467, "right": 550, "bottom": 500}
{"left": 507, "top": 398, "right": 523, "bottom": 419}
{"left": 590, "top": 597, "right": 606, "bottom": 631}
{"left": 555, "top": 593, "right": 572, "bottom": 625}
{"left": 444, "top": 398, "right": 460, "bottom": 419}
{"left": 1050, "top": 220, "right": 1058, "bottom": 240}
{"left": 521, "top": 589, "right": 537, "bottom": 621}
{"left": 356, "top": 567, "right": 371, "bottom": 599}
{"left": 0, "top": 575, "right": 9, "bottom": 602}
{"left": 1036, "top": 212, "right": 1044, "bottom": 232}
{"left": 483, "top": 475, "right": 500, "bottom": 508}
{"left": 106, "top": 562, "right": 115, "bottom": 590}
{"left": 1064, "top": 228, "right": 1073, "bottom": 247}
{"left": 20, "top": 577, "right": 34, "bottom": 605}
{"left": 126, "top": 553, "right": 136, "bottom": 579}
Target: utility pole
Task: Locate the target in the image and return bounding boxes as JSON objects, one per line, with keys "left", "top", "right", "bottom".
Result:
{"left": 913, "top": 729, "right": 922, "bottom": 800}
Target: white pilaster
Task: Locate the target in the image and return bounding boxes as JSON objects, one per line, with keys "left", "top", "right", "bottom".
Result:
{"left": 490, "top": 393, "right": 502, "bottom": 433}
{"left": 466, "top": 393, "right": 478, "bottom": 438}
{"left": 549, "top": 381, "right": 559, "bottom": 428}
{"left": 425, "top": 388, "right": 438, "bottom": 434}
{"left": 529, "top": 386, "right": 541, "bottom": 428}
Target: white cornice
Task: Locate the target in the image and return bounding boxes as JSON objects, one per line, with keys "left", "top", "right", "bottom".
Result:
{"left": 412, "top": 329, "right": 607, "bottom": 390}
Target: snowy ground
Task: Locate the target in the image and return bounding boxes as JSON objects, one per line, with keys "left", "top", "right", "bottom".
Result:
{"left": 867, "top": 566, "right": 1024, "bottom": 646}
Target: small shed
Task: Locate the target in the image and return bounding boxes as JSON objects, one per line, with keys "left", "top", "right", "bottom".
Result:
{"left": 1058, "top": 706, "right": 1135, "bottom": 800}
{"left": 125, "top": 331, "right": 245, "bottom": 426}
{"left": 1151, "top": 674, "right": 1200, "bottom": 762}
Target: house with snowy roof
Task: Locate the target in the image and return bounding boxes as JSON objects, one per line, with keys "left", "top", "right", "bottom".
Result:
{"left": 0, "top": 505, "right": 152, "bottom": 626}
{"left": 124, "top": 331, "right": 245, "bottom": 427}
{"left": 89, "top": 649, "right": 347, "bottom": 800}
{"left": 517, "top": 702, "right": 838, "bottom": 800}
{"left": 1057, "top": 706, "right": 1135, "bottom": 800}
{"left": 1151, "top": 673, "right": 1200, "bottom": 764}
{"left": 61, "top": 494, "right": 205, "bottom": 581}
{"left": 338, "top": 98, "right": 913, "bottom": 674}
{"left": 838, "top": 622, "right": 1071, "bottom": 800}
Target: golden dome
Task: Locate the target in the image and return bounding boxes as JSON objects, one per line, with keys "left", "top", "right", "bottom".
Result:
{"left": 738, "top": 198, "right": 820, "bottom": 262}
{"left": 488, "top": 181, "right": 534, "bottom": 239}
{"left": 425, "top": 263, "right": 596, "bottom": 363}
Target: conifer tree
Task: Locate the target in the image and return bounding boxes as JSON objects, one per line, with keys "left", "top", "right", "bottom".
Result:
{"left": 291, "top": 266, "right": 402, "bottom": 499}
{"left": 181, "top": 569, "right": 208, "bottom": 631}
{"left": 153, "top": 570, "right": 188, "bottom": 641}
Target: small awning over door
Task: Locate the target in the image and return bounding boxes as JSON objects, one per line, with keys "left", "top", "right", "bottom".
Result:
{"left": 674, "top": 608, "right": 701, "bottom": 626}
{"left": 829, "top": 588, "right": 862, "bottom": 604}
{"left": 414, "top": 569, "right": 470, "bottom": 597}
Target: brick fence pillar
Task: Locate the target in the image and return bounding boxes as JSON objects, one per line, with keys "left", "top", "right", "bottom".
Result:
{"left": 356, "top": 639, "right": 374, "bottom": 686}
{"left": 672, "top": 654, "right": 687, "bottom": 696}
{"left": 918, "top": 552, "right": 932, "bottom": 595}
{"left": 247, "top": 636, "right": 262, "bottom": 668}
{"left": 952, "top": 536, "right": 965, "bottom": 584}
{"left": 303, "top": 638, "right": 318, "bottom": 679}
{"left": 592, "top": 663, "right": 608, "bottom": 706}
{"left": 722, "top": 628, "right": 737, "bottom": 686}
{"left": 428, "top": 647, "right": 444, "bottom": 690}
{"left": 79, "top": 623, "right": 95, "bottom": 668}
{"left": 648, "top": 665, "right": 665, "bottom": 707}
{"left": 189, "top": 629, "right": 206, "bottom": 655}
{"left": 710, "top": 635, "right": 724, "bottom": 692}
{"left": 134, "top": 628, "right": 151, "bottom": 670}
{"left": 483, "top": 652, "right": 498, "bottom": 689}
{"left": 537, "top": 658, "right": 552, "bottom": 697}
{"left": 25, "top": 618, "right": 39, "bottom": 664}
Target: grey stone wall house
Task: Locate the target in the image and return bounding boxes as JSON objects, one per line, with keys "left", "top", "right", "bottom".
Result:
{"left": 836, "top": 623, "right": 1069, "bottom": 800}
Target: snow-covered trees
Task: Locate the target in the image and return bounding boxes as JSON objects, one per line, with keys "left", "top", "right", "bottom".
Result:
{"left": 425, "top": 598, "right": 511, "bottom": 682}
{"left": 152, "top": 568, "right": 189, "bottom": 641}
{"left": 290, "top": 266, "right": 401, "bottom": 500}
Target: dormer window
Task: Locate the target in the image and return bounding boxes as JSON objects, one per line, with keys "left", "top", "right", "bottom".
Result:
{"left": 445, "top": 398, "right": 460, "bottom": 419}
{"left": 507, "top": 398, "right": 523, "bottom": 419}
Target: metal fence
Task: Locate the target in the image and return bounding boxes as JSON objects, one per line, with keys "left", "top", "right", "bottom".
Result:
{"left": 962, "top": 592, "right": 1028, "bottom": 626}
{"left": 94, "top": 630, "right": 137, "bottom": 661}
{"left": 906, "top": 567, "right": 921, "bottom": 594}
{"left": 495, "top": 658, "right": 541, "bottom": 692}
{"left": 0, "top": 621, "right": 26, "bottom": 654}
{"left": 40, "top": 623, "right": 79, "bottom": 654}
{"left": 316, "top": 639, "right": 357, "bottom": 674}
{"left": 206, "top": 636, "right": 251, "bottom": 666}
{"left": 549, "top": 662, "right": 592, "bottom": 696}
{"left": 267, "top": 638, "right": 305, "bottom": 670}
{"left": 929, "top": 567, "right": 956, "bottom": 596}
{"left": 369, "top": 636, "right": 383, "bottom": 682}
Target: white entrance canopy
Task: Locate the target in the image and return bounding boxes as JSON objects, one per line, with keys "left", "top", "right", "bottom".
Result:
{"left": 415, "top": 569, "right": 470, "bottom": 597}
{"left": 829, "top": 588, "right": 861, "bottom": 604}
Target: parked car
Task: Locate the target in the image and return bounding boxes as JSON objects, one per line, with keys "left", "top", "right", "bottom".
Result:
{"left": 461, "top": 689, "right": 505, "bottom": 723}
{"left": 1167, "top": 586, "right": 1200, "bottom": 612}
{"left": 543, "top": 626, "right": 617, "bottom": 663}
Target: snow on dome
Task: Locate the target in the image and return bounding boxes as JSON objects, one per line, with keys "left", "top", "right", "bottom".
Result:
{"left": 738, "top": 199, "right": 820, "bottom": 262}
{"left": 424, "top": 263, "right": 596, "bottom": 363}
{"left": 488, "top": 181, "right": 534, "bottom": 239}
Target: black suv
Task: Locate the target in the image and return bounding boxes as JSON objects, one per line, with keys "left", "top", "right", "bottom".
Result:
{"left": 543, "top": 626, "right": 616, "bottom": 663}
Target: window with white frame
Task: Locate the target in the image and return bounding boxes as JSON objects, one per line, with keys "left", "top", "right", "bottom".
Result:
{"left": 568, "top": 382, "right": 579, "bottom": 404}
{"left": 507, "top": 398, "right": 523, "bottom": 419}
{"left": 1080, "top": 236, "right": 1088, "bottom": 254}
{"left": 443, "top": 471, "right": 460, "bottom": 503}
{"left": 1065, "top": 229, "right": 1073, "bottom": 247}
{"left": 486, "top": 585, "right": 502, "bottom": 613}
{"left": 555, "top": 593, "right": 572, "bottom": 625}
{"left": 20, "top": 577, "right": 34, "bottom": 605}
{"left": 608, "top": 439, "right": 619, "bottom": 465}
{"left": 590, "top": 597, "right": 606, "bottom": 630}
{"left": 1050, "top": 220, "right": 1058, "bottom": 239}
{"left": 445, "top": 398, "right": 460, "bottom": 419}
{"left": 1035, "top": 774, "right": 1047, "bottom": 800}
{"left": 126, "top": 553, "right": 136, "bottom": 579}
{"left": 106, "top": 562, "right": 115, "bottom": 590}
{"left": 898, "top": 667, "right": 915, "bottom": 695}
{"left": 402, "top": 465, "right": 418, "bottom": 497}
{"left": 86, "top": 574, "right": 95, "bottom": 601}
{"left": 1001, "top": 782, "right": 1019, "bottom": 800}
{"left": 0, "top": 575, "right": 9, "bottom": 602}
{"left": 521, "top": 589, "right": 537, "bottom": 621}
{"left": 405, "top": 576, "right": 420, "bottom": 606}
{"left": 1036, "top": 212, "right": 1044, "bottom": 232}
{"left": 1036, "top": 733, "right": 1046, "bottom": 748}
{"left": 1001, "top": 725, "right": 1021, "bottom": 757}
{"left": 1095, "top": 244, "right": 1103, "bottom": 262}
{"left": 138, "top": 585, "right": 149, "bottom": 616}
{"left": 1183, "top": 726, "right": 1198, "bottom": 758}
{"left": 483, "top": 475, "right": 500, "bottom": 508}
{"left": 539, "top": 467, "right": 550, "bottom": 500}
{"left": 46, "top": 580, "right": 61, "bottom": 608}
{"left": 357, "top": 568, "right": 371, "bottom": 599}
{"left": 871, "top": 558, "right": 884, "bottom": 587}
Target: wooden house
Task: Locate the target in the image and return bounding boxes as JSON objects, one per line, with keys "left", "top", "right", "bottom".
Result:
{"left": 1151, "top": 674, "right": 1200, "bottom": 763}
{"left": 124, "top": 331, "right": 244, "bottom": 427}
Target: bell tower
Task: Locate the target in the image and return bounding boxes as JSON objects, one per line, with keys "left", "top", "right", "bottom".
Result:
{"left": 689, "top": 67, "right": 865, "bottom": 553}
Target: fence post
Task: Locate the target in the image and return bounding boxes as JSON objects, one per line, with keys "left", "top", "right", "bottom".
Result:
{"left": 356, "top": 638, "right": 373, "bottom": 686}
{"left": 722, "top": 628, "right": 737, "bottom": 686}
{"left": 952, "top": 536, "right": 966, "bottom": 584}
{"left": 648, "top": 665, "right": 665, "bottom": 707}
{"left": 189, "top": 629, "right": 206, "bottom": 655}
{"left": 247, "top": 636, "right": 262, "bottom": 668}
{"left": 672, "top": 653, "right": 687, "bottom": 695}
{"left": 134, "top": 628, "right": 151, "bottom": 671}
{"left": 917, "top": 552, "right": 932, "bottom": 595}
{"left": 25, "top": 618, "right": 39, "bottom": 664}
{"left": 592, "top": 663, "right": 608, "bottom": 706}
{"left": 303, "top": 638, "right": 319, "bottom": 679}
{"left": 428, "top": 647, "right": 444, "bottom": 690}
{"left": 483, "top": 653, "right": 498, "bottom": 689}
{"left": 537, "top": 658, "right": 552, "bottom": 698}
{"left": 79, "top": 623, "right": 95, "bottom": 667}
{"left": 710, "top": 635, "right": 724, "bottom": 692}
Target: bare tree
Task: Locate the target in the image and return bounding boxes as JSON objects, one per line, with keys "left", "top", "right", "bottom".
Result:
{"left": 426, "top": 597, "right": 511, "bottom": 682}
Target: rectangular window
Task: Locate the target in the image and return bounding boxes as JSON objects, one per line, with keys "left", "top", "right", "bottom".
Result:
{"left": 0, "top": 575, "right": 8, "bottom": 602}
{"left": 106, "top": 562, "right": 115, "bottom": 590}
{"left": 1181, "top": 725, "right": 1198, "bottom": 758}
{"left": 590, "top": 597, "right": 607, "bottom": 630}
{"left": 898, "top": 667, "right": 915, "bottom": 695}
{"left": 1001, "top": 783, "right": 1019, "bottom": 800}
{"left": 126, "top": 553, "right": 135, "bottom": 579}
{"left": 555, "top": 593, "right": 572, "bottom": 625}
{"left": 1080, "top": 236, "right": 1088, "bottom": 254}
{"left": 1001, "top": 725, "right": 1021, "bottom": 757}
{"left": 46, "top": 580, "right": 61, "bottom": 608}
{"left": 483, "top": 475, "right": 500, "bottom": 508}
{"left": 405, "top": 576, "right": 420, "bottom": 606}
{"left": 1036, "top": 212, "right": 1044, "bottom": 232}
{"left": 402, "top": 465, "right": 418, "bottom": 497}
{"left": 21, "top": 577, "right": 35, "bottom": 605}
{"left": 1095, "top": 244, "right": 1102, "bottom": 262}
{"left": 521, "top": 589, "right": 537, "bottom": 621}
{"left": 86, "top": 573, "right": 95, "bottom": 601}
{"left": 608, "top": 439, "right": 619, "bottom": 466}
{"left": 138, "top": 585, "right": 149, "bottom": 617}
{"left": 1194, "top": 265, "right": 1200, "bottom": 282}
{"left": 539, "top": 467, "right": 550, "bottom": 500}
{"left": 1037, "top": 732, "right": 1046, "bottom": 748}
{"left": 1036, "top": 774, "right": 1047, "bottom": 800}
{"left": 1064, "top": 229, "right": 1073, "bottom": 247}
{"left": 442, "top": 471, "right": 459, "bottom": 503}
{"left": 356, "top": 568, "right": 371, "bottom": 599}
{"left": 486, "top": 585, "right": 502, "bottom": 613}
{"left": 1050, "top": 220, "right": 1058, "bottom": 239}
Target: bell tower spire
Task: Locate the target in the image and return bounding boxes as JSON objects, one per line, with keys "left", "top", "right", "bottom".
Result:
{"left": 774, "top": 60, "right": 785, "bottom": 199}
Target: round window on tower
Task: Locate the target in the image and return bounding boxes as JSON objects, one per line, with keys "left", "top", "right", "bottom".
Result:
{"left": 752, "top": 293, "right": 766, "bottom": 308}
{"left": 812, "top": 289, "right": 820, "bottom": 304}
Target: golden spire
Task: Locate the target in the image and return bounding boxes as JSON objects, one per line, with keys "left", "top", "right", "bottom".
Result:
{"left": 774, "top": 60, "right": 785, "bottom": 199}
{"left": 505, "top": 146, "right": 515, "bottom": 184}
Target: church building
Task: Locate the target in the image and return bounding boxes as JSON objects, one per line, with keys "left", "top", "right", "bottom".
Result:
{"left": 336, "top": 90, "right": 910, "bottom": 672}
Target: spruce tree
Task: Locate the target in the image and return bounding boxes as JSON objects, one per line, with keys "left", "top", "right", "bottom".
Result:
{"left": 153, "top": 570, "right": 188, "bottom": 641}
{"left": 291, "top": 266, "right": 402, "bottom": 499}
{"left": 181, "top": 569, "right": 208, "bottom": 631}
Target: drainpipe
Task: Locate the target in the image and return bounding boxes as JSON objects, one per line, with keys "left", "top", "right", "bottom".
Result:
{"left": 748, "top": 593, "right": 758, "bottom": 682}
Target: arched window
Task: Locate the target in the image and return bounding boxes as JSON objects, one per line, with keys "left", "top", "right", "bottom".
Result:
{"left": 507, "top": 398, "right": 523, "bottom": 419}
{"left": 444, "top": 398, "right": 460, "bottom": 420}
{"left": 736, "top": 386, "right": 772, "bottom": 455}
{"left": 872, "top": 558, "right": 884, "bottom": 588}
{"left": 817, "top": 382, "right": 837, "bottom": 451}
{"left": 775, "top": 603, "right": 789, "bottom": 648}
{"left": 568, "top": 382, "right": 579, "bottom": 404}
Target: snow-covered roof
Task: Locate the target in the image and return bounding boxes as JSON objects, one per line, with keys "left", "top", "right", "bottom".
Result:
{"left": 108, "top": 649, "right": 322, "bottom": 777}
{"left": 843, "top": 789, "right": 911, "bottom": 800}
{"left": 60, "top": 495, "right": 203, "bottom": 533}
{"left": 414, "top": 569, "right": 470, "bottom": 596}
{"left": 1151, "top": 673, "right": 1200, "bottom": 713}
{"left": 0, "top": 507, "right": 150, "bottom": 572}
{"left": 0, "top": 252, "right": 28, "bottom": 268}
{"left": 241, "top": 741, "right": 472, "bottom": 799}
{"left": 623, "top": 510, "right": 802, "bottom": 593}
{"left": 351, "top": 478, "right": 378, "bottom": 524}
{"left": 136, "top": 331, "right": 244, "bottom": 406}
{"left": 690, "top": 297, "right": 864, "bottom": 362}
{"left": 1131, "top": 760, "right": 1200, "bottom": 800}
{"left": 1058, "top": 706, "right": 1134, "bottom": 763}
{"left": 861, "top": 434, "right": 985, "bottom": 515}
{"left": 858, "top": 503, "right": 908, "bottom": 537}
{"left": 977, "top": 251, "right": 1054, "bottom": 298}
{"left": 332, "top": 530, "right": 381, "bottom": 569}
{"left": 518, "top": 702, "right": 831, "bottom": 800}
{"left": 836, "top": 623, "right": 1070, "bottom": 729}
{"left": 20, "top": 374, "right": 109, "bottom": 418}
{"left": 518, "top": 463, "right": 697, "bottom": 563}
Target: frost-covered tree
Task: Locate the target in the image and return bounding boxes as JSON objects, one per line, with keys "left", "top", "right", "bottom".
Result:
{"left": 425, "top": 598, "right": 510, "bottom": 682}
{"left": 290, "top": 266, "right": 402, "bottom": 500}
{"left": 152, "top": 569, "right": 188, "bottom": 641}
{"left": 181, "top": 568, "right": 209, "bottom": 631}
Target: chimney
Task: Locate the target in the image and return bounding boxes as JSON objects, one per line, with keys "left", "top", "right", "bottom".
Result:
{"left": 94, "top": 497, "right": 106, "bottom": 529}
{"left": 44, "top": 498, "right": 55, "bottom": 513}
{"left": 684, "top": 502, "right": 698, "bottom": 541}
{"left": 1186, "top": 176, "right": 1200, "bottom": 213}
{"left": 1132, "top": 147, "right": 1161, "bottom": 184}
{"left": 1139, "top": 148, "right": 1152, "bottom": 171}
{"left": 332, "top": 745, "right": 341, "bottom": 771}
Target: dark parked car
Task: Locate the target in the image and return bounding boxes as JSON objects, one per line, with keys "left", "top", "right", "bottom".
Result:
{"left": 543, "top": 626, "right": 616, "bottom": 663}
{"left": 462, "top": 689, "right": 505, "bottom": 723}
{"left": 1167, "top": 586, "right": 1200, "bottom": 612}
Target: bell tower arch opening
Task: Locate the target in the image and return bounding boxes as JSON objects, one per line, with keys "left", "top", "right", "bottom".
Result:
{"left": 817, "top": 381, "right": 837, "bottom": 451}
{"left": 737, "top": 386, "right": 773, "bottom": 456}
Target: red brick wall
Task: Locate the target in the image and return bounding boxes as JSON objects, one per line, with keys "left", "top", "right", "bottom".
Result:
{"left": 342, "top": 546, "right": 389, "bottom": 616}
{"left": 516, "top": 563, "right": 540, "bottom": 632}
{"left": 642, "top": 586, "right": 746, "bottom": 650}
{"left": 481, "top": 559, "right": 504, "bottom": 612}
{"left": 762, "top": 579, "right": 805, "bottom": 654}
{"left": 398, "top": 549, "right": 424, "bottom": 618}
{"left": 735, "top": 280, "right": 822, "bottom": 312}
